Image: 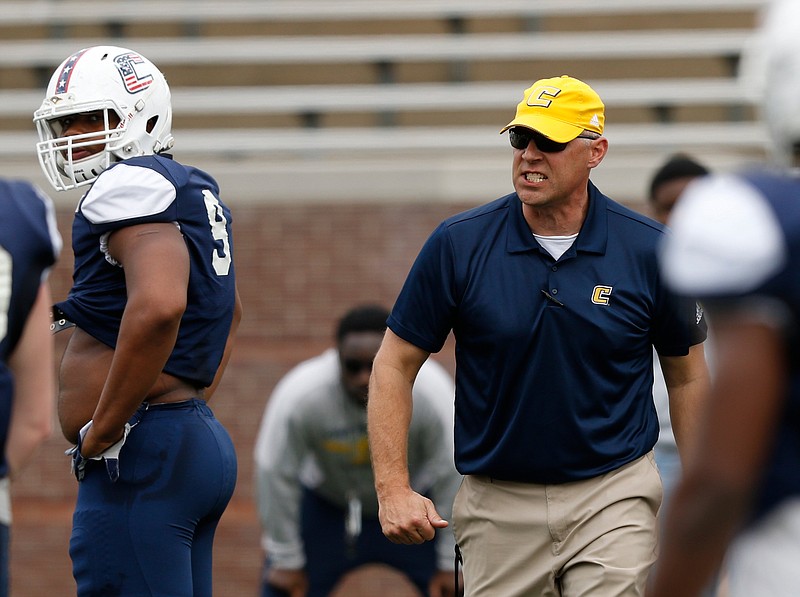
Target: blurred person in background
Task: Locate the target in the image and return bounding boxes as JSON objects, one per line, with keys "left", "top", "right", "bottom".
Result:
{"left": 646, "top": 154, "right": 722, "bottom": 597}
{"left": 255, "top": 304, "right": 462, "bottom": 597}
{"left": 646, "top": 153, "right": 711, "bottom": 508}
{"left": 649, "top": 2, "right": 800, "bottom": 595}
{"left": 0, "top": 179, "right": 60, "bottom": 597}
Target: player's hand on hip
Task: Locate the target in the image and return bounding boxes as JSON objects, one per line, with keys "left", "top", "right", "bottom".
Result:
{"left": 377, "top": 486, "right": 448, "bottom": 544}
{"left": 65, "top": 420, "right": 132, "bottom": 482}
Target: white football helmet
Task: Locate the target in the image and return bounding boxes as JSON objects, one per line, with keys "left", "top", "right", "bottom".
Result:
{"left": 739, "top": 0, "right": 800, "bottom": 167}
{"left": 33, "top": 45, "right": 174, "bottom": 191}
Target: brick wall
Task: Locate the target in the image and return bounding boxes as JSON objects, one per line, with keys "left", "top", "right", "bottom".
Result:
{"left": 10, "top": 199, "right": 470, "bottom": 597}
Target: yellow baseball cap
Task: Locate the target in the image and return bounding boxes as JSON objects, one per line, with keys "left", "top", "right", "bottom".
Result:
{"left": 500, "top": 75, "right": 605, "bottom": 142}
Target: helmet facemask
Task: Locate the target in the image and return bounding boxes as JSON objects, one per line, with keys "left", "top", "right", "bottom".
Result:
{"left": 35, "top": 103, "right": 125, "bottom": 192}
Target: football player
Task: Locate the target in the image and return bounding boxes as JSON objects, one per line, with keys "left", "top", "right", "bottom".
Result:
{"left": 649, "top": 2, "right": 800, "bottom": 595}
{"left": 34, "top": 45, "right": 242, "bottom": 596}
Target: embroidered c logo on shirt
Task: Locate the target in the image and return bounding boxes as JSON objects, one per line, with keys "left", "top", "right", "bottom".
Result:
{"left": 591, "top": 285, "right": 613, "bottom": 305}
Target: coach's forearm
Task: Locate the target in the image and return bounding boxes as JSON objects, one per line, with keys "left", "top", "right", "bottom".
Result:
{"left": 662, "top": 343, "right": 710, "bottom": 464}
{"left": 368, "top": 329, "right": 431, "bottom": 495}
{"left": 367, "top": 358, "right": 414, "bottom": 495}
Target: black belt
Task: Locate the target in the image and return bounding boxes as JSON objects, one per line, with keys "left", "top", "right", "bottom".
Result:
{"left": 50, "top": 305, "right": 76, "bottom": 334}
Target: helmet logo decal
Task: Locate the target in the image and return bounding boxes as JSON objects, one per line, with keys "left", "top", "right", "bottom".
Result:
{"left": 55, "top": 49, "right": 90, "bottom": 94}
{"left": 114, "top": 52, "right": 154, "bottom": 94}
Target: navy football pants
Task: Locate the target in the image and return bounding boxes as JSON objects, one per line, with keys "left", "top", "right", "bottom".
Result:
{"left": 70, "top": 399, "right": 237, "bottom": 597}
{"left": 261, "top": 488, "right": 436, "bottom": 597}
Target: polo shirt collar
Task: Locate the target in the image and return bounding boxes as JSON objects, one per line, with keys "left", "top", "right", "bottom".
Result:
{"left": 506, "top": 180, "right": 609, "bottom": 256}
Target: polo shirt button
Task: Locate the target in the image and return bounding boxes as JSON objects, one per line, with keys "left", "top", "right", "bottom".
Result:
{"left": 551, "top": 289, "right": 558, "bottom": 294}
{"left": 551, "top": 266, "right": 558, "bottom": 271}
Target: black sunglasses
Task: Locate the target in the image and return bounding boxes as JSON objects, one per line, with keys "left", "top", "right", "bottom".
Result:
{"left": 508, "top": 127, "right": 598, "bottom": 153}
{"left": 343, "top": 358, "right": 374, "bottom": 375}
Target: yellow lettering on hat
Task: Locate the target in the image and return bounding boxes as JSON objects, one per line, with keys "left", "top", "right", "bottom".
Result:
{"left": 526, "top": 86, "right": 561, "bottom": 108}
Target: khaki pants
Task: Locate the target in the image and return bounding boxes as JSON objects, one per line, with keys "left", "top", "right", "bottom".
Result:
{"left": 452, "top": 452, "right": 662, "bottom": 597}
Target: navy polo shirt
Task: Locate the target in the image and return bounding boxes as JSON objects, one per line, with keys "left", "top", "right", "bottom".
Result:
{"left": 389, "top": 181, "right": 706, "bottom": 484}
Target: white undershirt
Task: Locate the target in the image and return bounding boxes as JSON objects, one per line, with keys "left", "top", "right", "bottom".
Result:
{"left": 533, "top": 232, "right": 579, "bottom": 260}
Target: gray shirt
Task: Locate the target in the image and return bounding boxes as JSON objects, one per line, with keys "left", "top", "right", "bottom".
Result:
{"left": 254, "top": 348, "right": 460, "bottom": 570}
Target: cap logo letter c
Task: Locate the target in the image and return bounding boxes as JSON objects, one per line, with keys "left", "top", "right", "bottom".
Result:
{"left": 526, "top": 86, "right": 562, "bottom": 108}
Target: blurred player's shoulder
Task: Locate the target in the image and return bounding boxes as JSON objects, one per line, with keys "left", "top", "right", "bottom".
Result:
{"left": 662, "top": 172, "right": 786, "bottom": 297}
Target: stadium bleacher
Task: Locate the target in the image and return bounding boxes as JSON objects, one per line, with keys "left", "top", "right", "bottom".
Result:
{"left": 0, "top": 0, "right": 769, "bottom": 204}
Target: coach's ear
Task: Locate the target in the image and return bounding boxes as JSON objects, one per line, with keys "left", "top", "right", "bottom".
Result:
{"left": 587, "top": 137, "right": 608, "bottom": 169}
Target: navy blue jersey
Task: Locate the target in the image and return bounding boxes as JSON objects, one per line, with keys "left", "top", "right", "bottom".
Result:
{"left": 0, "top": 180, "right": 60, "bottom": 477}
{"left": 390, "top": 181, "right": 706, "bottom": 484}
{"left": 56, "top": 155, "right": 235, "bottom": 388}
{"left": 662, "top": 168, "right": 800, "bottom": 523}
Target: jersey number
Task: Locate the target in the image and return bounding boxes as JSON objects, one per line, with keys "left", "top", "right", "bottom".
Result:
{"left": 202, "top": 190, "right": 232, "bottom": 276}
{"left": 0, "top": 248, "right": 11, "bottom": 341}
